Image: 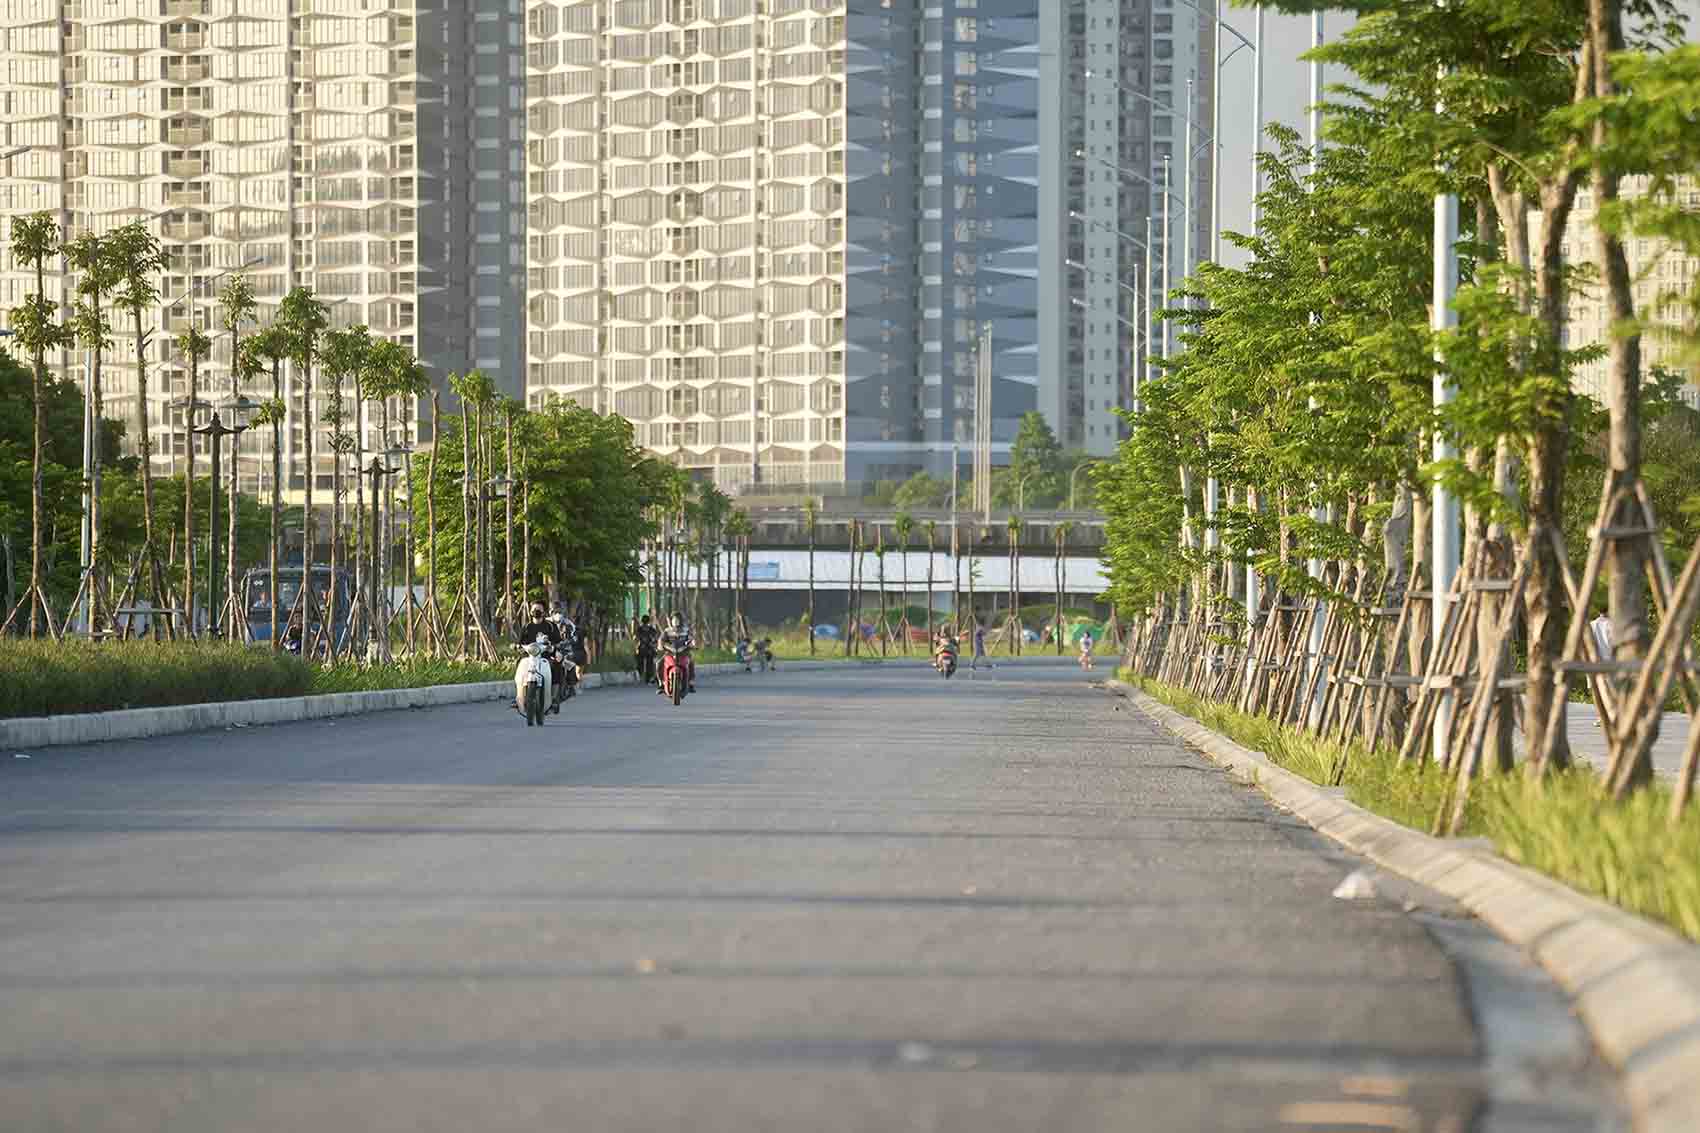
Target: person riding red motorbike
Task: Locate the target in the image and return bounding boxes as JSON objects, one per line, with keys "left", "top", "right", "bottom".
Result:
{"left": 657, "top": 612, "right": 696, "bottom": 696}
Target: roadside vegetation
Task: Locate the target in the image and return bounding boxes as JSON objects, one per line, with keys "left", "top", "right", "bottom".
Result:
{"left": 0, "top": 640, "right": 521, "bottom": 719}
{"left": 1129, "top": 673, "right": 1700, "bottom": 944}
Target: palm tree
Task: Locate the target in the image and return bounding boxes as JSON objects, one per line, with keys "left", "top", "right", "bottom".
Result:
{"left": 1054, "top": 521, "right": 1073, "bottom": 656}
{"left": 246, "top": 325, "right": 291, "bottom": 648}
{"left": 366, "top": 340, "right": 428, "bottom": 646}
{"left": 321, "top": 324, "right": 371, "bottom": 654}
{"left": 218, "top": 273, "right": 256, "bottom": 635}
{"left": 894, "top": 511, "right": 914, "bottom": 652}
{"left": 66, "top": 230, "right": 120, "bottom": 633}
{"left": 923, "top": 519, "right": 937, "bottom": 644}
{"left": 277, "top": 287, "right": 328, "bottom": 646}
{"left": 876, "top": 528, "right": 890, "bottom": 657}
{"left": 110, "top": 221, "right": 170, "bottom": 638}
{"left": 844, "top": 518, "right": 857, "bottom": 657}
{"left": 725, "top": 509, "right": 753, "bottom": 636}
{"left": 1007, "top": 513, "right": 1022, "bottom": 655}
{"left": 803, "top": 496, "right": 817, "bottom": 655}
{"left": 176, "top": 325, "right": 211, "bottom": 633}
{"left": 6, "top": 213, "right": 69, "bottom": 638}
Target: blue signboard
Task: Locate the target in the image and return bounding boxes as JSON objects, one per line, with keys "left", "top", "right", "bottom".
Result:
{"left": 748, "top": 561, "right": 781, "bottom": 581}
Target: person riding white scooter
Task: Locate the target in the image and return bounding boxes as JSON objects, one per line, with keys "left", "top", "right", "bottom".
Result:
{"left": 514, "top": 603, "right": 567, "bottom": 714}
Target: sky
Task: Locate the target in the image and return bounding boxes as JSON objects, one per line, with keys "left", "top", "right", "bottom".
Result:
{"left": 1211, "top": 6, "right": 1350, "bottom": 268}
{"left": 1211, "top": 1, "right": 1700, "bottom": 269}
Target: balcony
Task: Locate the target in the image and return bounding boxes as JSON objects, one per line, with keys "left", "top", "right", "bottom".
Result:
{"left": 166, "top": 62, "right": 209, "bottom": 82}
{"left": 166, "top": 126, "right": 209, "bottom": 146}
{"left": 168, "top": 157, "right": 205, "bottom": 177}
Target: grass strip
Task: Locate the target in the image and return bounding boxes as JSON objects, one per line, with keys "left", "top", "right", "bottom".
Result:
{"left": 1126, "top": 672, "right": 1700, "bottom": 944}
{"left": 0, "top": 640, "right": 313, "bottom": 718}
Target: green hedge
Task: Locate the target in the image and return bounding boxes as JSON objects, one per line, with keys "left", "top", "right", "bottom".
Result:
{"left": 0, "top": 640, "right": 312, "bottom": 719}
{"left": 0, "top": 643, "right": 519, "bottom": 719}
{"left": 309, "top": 657, "right": 508, "bottom": 694}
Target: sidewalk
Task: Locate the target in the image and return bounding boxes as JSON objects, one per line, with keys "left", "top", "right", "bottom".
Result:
{"left": 1567, "top": 702, "right": 1690, "bottom": 778}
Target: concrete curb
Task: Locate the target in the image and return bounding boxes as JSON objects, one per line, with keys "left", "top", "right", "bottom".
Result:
{"left": 1, "top": 659, "right": 853, "bottom": 752}
{"left": 1113, "top": 682, "right": 1700, "bottom": 1133}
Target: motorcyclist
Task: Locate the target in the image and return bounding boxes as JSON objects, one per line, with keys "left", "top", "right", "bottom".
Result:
{"left": 634, "top": 614, "right": 660, "bottom": 684}
{"left": 658, "top": 612, "right": 697, "bottom": 694}
{"left": 735, "top": 635, "right": 753, "bottom": 671}
{"left": 757, "top": 636, "right": 774, "bottom": 671}
{"left": 514, "top": 602, "right": 567, "bottom": 711}
{"left": 933, "top": 627, "right": 958, "bottom": 669}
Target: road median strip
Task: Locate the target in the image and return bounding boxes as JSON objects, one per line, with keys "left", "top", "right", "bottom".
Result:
{"left": 1113, "top": 680, "right": 1700, "bottom": 1133}
{"left": 1, "top": 660, "right": 849, "bottom": 752}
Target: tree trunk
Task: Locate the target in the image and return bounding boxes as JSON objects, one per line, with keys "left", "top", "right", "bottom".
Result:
{"left": 270, "top": 360, "right": 282, "bottom": 650}
{"left": 1590, "top": 0, "right": 1651, "bottom": 791}
{"left": 504, "top": 410, "right": 515, "bottom": 632}
{"left": 183, "top": 351, "right": 198, "bottom": 636}
{"left": 28, "top": 259, "right": 47, "bottom": 638}
{"left": 89, "top": 342, "right": 106, "bottom": 633}
{"left": 459, "top": 401, "right": 472, "bottom": 637}
{"left": 300, "top": 349, "right": 318, "bottom": 651}
{"left": 807, "top": 519, "right": 815, "bottom": 654}
{"left": 134, "top": 307, "right": 168, "bottom": 640}
{"left": 844, "top": 521, "right": 855, "bottom": 657}
{"left": 426, "top": 391, "right": 440, "bottom": 652}
{"left": 329, "top": 383, "right": 344, "bottom": 659}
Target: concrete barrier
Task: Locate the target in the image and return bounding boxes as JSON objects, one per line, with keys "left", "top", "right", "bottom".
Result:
{"left": 0, "top": 659, "right": 860, "bottom": 752}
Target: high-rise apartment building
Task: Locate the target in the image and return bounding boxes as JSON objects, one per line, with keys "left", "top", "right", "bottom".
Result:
{"left": 522, "top": 0, "right": 1039, "bottom": 490}
{"left": 1556, "top": 176, "right": 1700, "bottom": 406}
{"left": 1039, "top": 0, "right": 1212, "bottom": 457}
{"left": 0, "top": 0, "right": 526, "bottom": 497}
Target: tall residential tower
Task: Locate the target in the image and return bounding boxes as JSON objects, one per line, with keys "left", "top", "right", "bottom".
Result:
{"left": 0, "top": 0, "right": 527, "bottom": 494}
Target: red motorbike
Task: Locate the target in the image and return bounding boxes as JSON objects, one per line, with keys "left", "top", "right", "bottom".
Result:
{"left": 659, "top": 645, "right": 691, "bottom": 706}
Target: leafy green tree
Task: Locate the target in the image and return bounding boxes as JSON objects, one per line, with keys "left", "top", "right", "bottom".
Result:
{"left": 110, "top": 220, "right": 170, "bottom": 634}
{"left": 892, "top": 469, "right": 950, "bottom": 510}
{"left": 1000, "top": 411, "right": 1065, "bottom": 508}
{"left": 277, "top": 286, "right": 329, "bottom": 627}
{"left": 176, "top": 324, "right": 211, "bottom": 630}
{"left": 244, "top": 326, "right": 291, "bottom": 646}
{"left": 7, "top": 212, "right": 70, "bottom": 635}
{"left": 66, "top": 230, "right": 122, "bottom": 630}
{"left": 319, "top": 324, "right": 371, "bottom": 640}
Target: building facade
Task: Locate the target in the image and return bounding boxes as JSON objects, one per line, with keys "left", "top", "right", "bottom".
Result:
{"left": 1556, "top": 176, "right": 1700, "bottom": 406}
{"left": 522, "top": 0, "right": 1040, "bottom": 491}
{"left": 1039, "top": 0, "right": 1212, "bottom": 457}
{"left": 0, "top": 0, "right": 526, "bottom": 497}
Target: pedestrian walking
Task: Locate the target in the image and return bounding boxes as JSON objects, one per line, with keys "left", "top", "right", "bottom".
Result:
{"left": 971, "top": 618, "right": 987, "bottom": 670}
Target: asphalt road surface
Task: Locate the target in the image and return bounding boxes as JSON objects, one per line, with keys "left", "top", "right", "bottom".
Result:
{"left": 0, "top": 660, "right": 1623, "bottom": 1132}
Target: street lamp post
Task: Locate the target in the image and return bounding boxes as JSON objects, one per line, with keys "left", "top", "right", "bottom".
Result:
{"left": 1069, "top": 461, "right": 1095, "bottom": 511}
{"left": 1066, "top": 260, "right": 1143, "bottom": 414}
{"left": 171, "top": 395, "right": 211, "bottom": 631}
{"left": 192, "top": 412, "right": 247, "bottom": 637}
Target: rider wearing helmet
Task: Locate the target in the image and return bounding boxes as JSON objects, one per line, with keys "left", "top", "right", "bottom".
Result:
{"left": 515, "top": 602, "right": 566, "bottom": 707}
{"left": 658, "top": 611, "right": 697, "bottom": 694}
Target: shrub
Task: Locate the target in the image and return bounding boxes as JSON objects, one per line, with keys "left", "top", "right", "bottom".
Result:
{"left": 0, "top": 639, "right": 311, "bottom": 719}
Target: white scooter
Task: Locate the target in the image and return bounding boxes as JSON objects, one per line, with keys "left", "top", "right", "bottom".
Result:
{"left": 514, "top": 636, "right": 553, "bottom": 726}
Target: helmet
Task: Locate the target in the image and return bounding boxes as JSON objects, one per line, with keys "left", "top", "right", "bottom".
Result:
{"left": 530, "top": 602, "right": 545, "bottom": 619}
